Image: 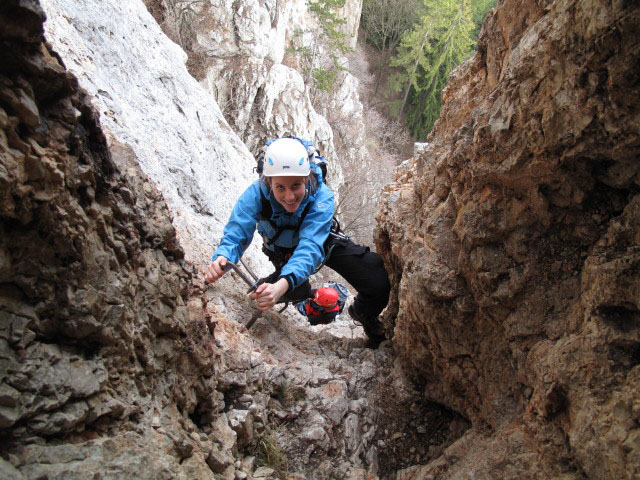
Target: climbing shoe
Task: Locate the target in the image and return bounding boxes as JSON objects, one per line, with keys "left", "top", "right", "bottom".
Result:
{"left": 348, "top": 304, "right": 386, "bottom": 349}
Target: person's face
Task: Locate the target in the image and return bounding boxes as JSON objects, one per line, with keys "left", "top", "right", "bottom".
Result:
{"left": 269, "top": 176, "right": 308, "bottom": 213}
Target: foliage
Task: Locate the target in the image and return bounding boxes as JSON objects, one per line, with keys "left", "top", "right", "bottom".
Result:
{"left": 361, "top": 0, "right": 421, "bottom": 51}
{"left": 389, "top": 0, "right": 479, "bottom": 138}
{"left": 299, "top": 0, "right": 353, "bottom": 99}
{"left": 256, "top": 422, "right": 289, "bottom": 478}
{"left": 360, "top": 0, "right": 422, "bottom": 94}
{"left": 357, "top": 0, "right": 496, "bottom": 138}
{"left": 312, "top": 67, "right": 340, "bottom": 94}
{"left": 471, "top": 0, "right": 497, "bottom": 39}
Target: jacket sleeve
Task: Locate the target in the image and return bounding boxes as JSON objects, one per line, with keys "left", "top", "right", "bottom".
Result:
{"left": 212, "top": 181, "right": 261, "bottom": 264}
{"left": 280, "top": 184, "right": 334, "bottom": 287}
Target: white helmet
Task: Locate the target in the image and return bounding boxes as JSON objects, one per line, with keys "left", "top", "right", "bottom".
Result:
{"left": 262, "top": 138, "right": 310, "bottom": 177}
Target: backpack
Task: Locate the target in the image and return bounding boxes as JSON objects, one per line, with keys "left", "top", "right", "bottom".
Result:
{"left": 295, "top": 282, "right": 349, "bottom": 325}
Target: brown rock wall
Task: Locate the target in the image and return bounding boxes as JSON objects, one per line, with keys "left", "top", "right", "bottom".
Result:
{"left": 376, "top": 0, "right": 639, "bottom": 477}
{"left": 0, "top": 1, "right": 223, "bottom": 476}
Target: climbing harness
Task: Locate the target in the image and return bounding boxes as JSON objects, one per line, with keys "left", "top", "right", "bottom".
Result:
{"left": 312, "top": 217, "right": 349, "bottom": 274}
{"left": 258, "top": 188, "right": 350, "bottom": 275}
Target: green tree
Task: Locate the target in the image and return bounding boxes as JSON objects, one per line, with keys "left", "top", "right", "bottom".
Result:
{"left": 471, "top": 0, "right": 497, "bottom": 40}
{"left": 388, "top": 16, "right": 434, "bottom": 122}
{"left": 360, "top": 0, "right": 422, "bottom": 94}
{"left": 305, "top": 0, "right": 352, "bottom": 98}
{"left": 390, "top": 0, "right": 476, "bottom": 138}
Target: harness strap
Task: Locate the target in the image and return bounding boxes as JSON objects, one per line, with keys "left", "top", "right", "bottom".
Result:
{"left": 259, "top": 187, "right": 349, "bottom": 274}
{"left": 260, "top": 188, "right": 313, "bottom": 246}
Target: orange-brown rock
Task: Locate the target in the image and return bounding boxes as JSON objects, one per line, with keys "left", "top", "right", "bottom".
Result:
{"left": 376, "top": 0, "right": 640, "bottom": 478}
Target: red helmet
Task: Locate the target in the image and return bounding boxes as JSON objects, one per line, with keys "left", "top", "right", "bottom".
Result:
{"left": 314, "top": 287, "right": 339, "bottom": 308}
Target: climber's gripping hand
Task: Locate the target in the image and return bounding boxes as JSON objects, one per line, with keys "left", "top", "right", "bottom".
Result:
{"left": 249, "top": 278, "right": 289, "bottom": 311}
{"left": 205, "top": 256, "right": 228, "bottom": 284}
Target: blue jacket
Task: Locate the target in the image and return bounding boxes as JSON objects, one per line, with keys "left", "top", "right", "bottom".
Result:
{"left": 212, "top": 164, "right": 334, "bottom": 289}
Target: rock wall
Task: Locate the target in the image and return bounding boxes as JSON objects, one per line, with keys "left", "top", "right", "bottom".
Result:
{"left": 0, "top": 1, "right": 227, "bottom": 477}
{"left": 376, "top": 0, "right": 640, "bottom": 478}
{"left": 338, "top": 0, "right": 363, "bottom": 49}
{"left": 40, "top": 0, "right": 266, "bottom": 270}
{"left": 147, "top": 0, "right": 326, "bottom": 147}
{"left": 144, "top": 0, "right": 371, "bottom": 190}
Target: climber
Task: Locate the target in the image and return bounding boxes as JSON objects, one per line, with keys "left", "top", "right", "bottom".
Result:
{"left": 204, "top": 137, "right": 390, "bottom": 347}
{"left": 296, "top": 283, "right": 349, "bottom": 326}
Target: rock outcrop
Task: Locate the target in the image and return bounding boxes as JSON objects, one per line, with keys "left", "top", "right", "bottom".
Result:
{"left": 376, "top": 0, "right": 640, "bottom": 478}
{"left": 1, "top": 2, "right": 459, "bottom": 480}
{"left": 0, "top": 1, "right": 223, "bottom": 477}
{"left": 40, "top": 0, "right": 266, "bottom": 269}
{"left": 143, "top": 0, "right": 374, "bottom": 189}
{"left": 146, "top": 0, "right": 332, "bottom": 148}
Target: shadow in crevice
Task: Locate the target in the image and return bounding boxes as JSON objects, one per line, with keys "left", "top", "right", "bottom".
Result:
{"left": 371, "top": 382, "right": 471, "bottom": 479}
{"left": 597, "top": 305, "right": 640, "bottom": 332}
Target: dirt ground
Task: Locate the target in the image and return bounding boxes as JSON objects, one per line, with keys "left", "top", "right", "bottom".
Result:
{"left": 370, "top": 356, "right": 471, "bottom": 479}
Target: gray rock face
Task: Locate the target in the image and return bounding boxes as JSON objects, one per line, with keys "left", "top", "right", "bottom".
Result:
{"left": 376, "top": 0, "right": 640, "bottom": 478}
{"left": 145, "top": 0, "right": 373, "bottom": 191}
{"left": 40, "top": 0, "right": 265, "bottom": 268}
{"left": 150, "top": 0, "right": 338, "bottom": 150}
{"left": 4, "top": 343, "right": 106, "bottom": 433}
{"left": 15, "top": 432, "right": 215, "bottom": 480}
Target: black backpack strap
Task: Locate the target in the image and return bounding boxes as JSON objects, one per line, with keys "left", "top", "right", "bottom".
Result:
{"left": 259, "top": 188, "right": 273, "bottom": 221}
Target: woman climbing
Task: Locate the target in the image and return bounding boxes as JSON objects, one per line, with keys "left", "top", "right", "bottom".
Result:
{"left": 204, "top": 137, "right": 390, "bottom": 347}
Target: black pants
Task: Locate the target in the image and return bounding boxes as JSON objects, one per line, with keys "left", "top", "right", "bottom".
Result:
{"left": 279, "top": 239, "right": 390, "bottom": 320}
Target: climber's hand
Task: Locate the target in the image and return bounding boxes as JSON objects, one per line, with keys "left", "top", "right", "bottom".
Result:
{"left": 249, "top": 278, "right": 289, "bottom": 311}
{"left": 205, "top": 256, "right": 228, "bottom": 284}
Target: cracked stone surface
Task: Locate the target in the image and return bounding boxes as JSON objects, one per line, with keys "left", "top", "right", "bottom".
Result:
{"left": 376, "top": 1, "right": 640, "bottom": 478}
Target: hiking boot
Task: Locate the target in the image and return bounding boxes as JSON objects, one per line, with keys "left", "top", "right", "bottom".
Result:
{"left": 348, "top": 304, "right": 386, "bottom": 349}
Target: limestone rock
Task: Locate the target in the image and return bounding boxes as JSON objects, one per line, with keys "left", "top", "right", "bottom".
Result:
{"left": 207, "top": 444, "right": 235, "bottom": 474}
{"left": 40, "top": 0, "right": 266, "bottom": 267}
{"left": 1, "top": 2, "right": 222, "bottom": 476}
{"left": 227, "top": 409, "right": 254, "bottom": 448}
{"left": 0, "top": 457, "right": 25, "bottom": 480}
{"left": 144, "top": 0, "right": 366, "bottom": 190}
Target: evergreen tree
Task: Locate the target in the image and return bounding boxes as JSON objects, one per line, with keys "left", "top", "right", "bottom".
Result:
{"left": 389, "top": 0, "right": 478, "bottom": 138}
{"left": 306, "top": 0, "right": 352, "bottom": 97}
{"left": 471, "top": 0, "right": 497, "bottom": 40}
